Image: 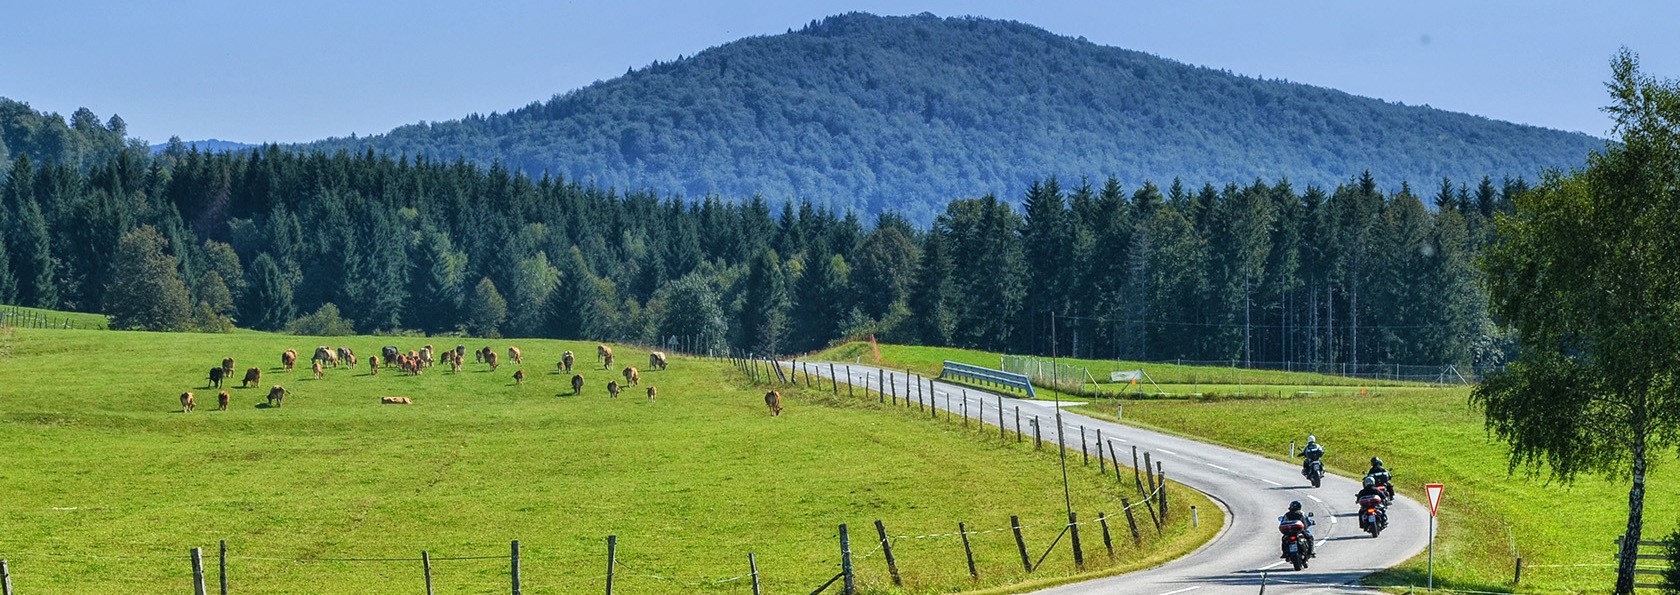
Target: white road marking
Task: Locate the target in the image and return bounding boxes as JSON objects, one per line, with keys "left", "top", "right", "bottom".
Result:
{"left": 1329, "top": 516, "right": 1338, "bottom": 524}
{"left": 1158, "top": 587, "right": 1202, "bottom": 595}
{"left": 1157, "top": 449, "right": 1178, "bottom": 456}
{"left": 1306, "top": 495, "right": 1323, "bottom": 503}
{"left": 1260, "top": 478, "right": 1282, "bottom": 486}
{"left": 1258, "top": 560, "right": 1287, "bottom": 570}
{"left": 1207, "top": 463, "right": 1231, "bottom": 472}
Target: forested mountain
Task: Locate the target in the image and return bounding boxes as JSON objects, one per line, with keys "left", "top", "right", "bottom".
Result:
{"left": 149, "top": 138, "right": 256, "bottom": 154}
{"left": 0, "top": 144, "right": 1514, "bottom": 371}
{"left": 306, "top": 12, "right": 1600, "bottom": 223}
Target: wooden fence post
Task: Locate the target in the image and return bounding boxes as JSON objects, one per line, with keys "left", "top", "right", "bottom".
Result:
{"left": 749, "top": 552, "right": 762, "bottom": 595}
{"left": 839, "top": 524, "right": 855, "bottom": 595}
{"left": 1120, "top": 499, "right": 1143, "bottom": 545}
{"left": 1142, "top": 491, "right": 1161, "bottom": 532}
{"left": 1098, "top": 512, "right": 1115, "bottom": 557}
{"left": 879, "top": 369, "right": 885, "bottom": 403}
{"left": 3, "top": 558, "right": 13, "bottom": 595}
{"left": 1158, "top": 466, "right": 1169, "bottom": 520}
{"left": 1144, "top": 452, "right": 1157, "bottom": 496}
{"left": 219, "top": 540, "right": 228, "bottom": 595}
{"left": 1014, "top": 407, "right": 1022, "bottom": 443}
{"left": 830, "top": 364, "right": 838, "bottom": 393}
{"left": 959, "top": 522, "right": 978, "bottom": 579}
{"left": 1069, "top": 511, "right": 1084, "bottom": 568}
{"left": 1108, "top": 441, "right": 1125, "bottom": 488}
{"left": 423, "top": 551, "right": 435, "bottom": 595}
{"left": 891, "top": 373, "right": 898, "bottom": 405}
{"left": 1032, "top": 417, "right": 1041, "bottom": 450}
{"left": 191, "top": 547, "right": 207, "bottom": 595}
{"left": 875, "top": 520, "right": 902, "bottom": 586}
{"left": 604, "top": 535, "right": 615, "bottom": 595}
{"left": 1132, "top": 446, "right": 1144, "bottom": 493}
{"left": 1011, "top": 515, "right": 1032, "bottom": 572}
{"left": 1080, "top": 426, "right": 1088, "bottom": 465}
{"left": 1514, "top": 556, "right": 1522, "bottom": 585}
{"left": 511, "top": 540, "right": 522, "bottom": 595}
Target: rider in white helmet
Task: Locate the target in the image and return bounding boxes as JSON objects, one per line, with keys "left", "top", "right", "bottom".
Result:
{"left": 1300, "top": 435, "right": 1324, "bottom": 475}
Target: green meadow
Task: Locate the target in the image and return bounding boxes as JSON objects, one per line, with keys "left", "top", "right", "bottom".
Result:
{"left": 0, "top": 324, "right": 1215, "bottom": 594}
{"left": 813, "top": 342, "right": 1679, "bottom": 593}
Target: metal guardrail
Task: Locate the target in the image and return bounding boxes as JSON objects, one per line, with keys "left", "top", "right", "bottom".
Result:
{"left": 939, "top": 361, "right": 1036, "bottom": 398}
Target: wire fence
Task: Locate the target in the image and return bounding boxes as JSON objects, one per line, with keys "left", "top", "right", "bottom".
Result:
{"left": 0, "top": 306, "right": 109, "bottom": 330}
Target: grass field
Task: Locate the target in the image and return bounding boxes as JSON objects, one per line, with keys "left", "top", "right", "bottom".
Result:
{"left": 0, "top": 326, "right": 1216, "bottom": 594}
{"left": 0, "top": 304, "right": 110, "bottom": 330}
{"left": 814, "top": 342, "right": 1679, "bottom": 593}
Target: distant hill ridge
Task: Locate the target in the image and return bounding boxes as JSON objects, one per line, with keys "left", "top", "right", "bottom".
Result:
{"left": 304, "top": 12, "right": 1603, "bottom": 222}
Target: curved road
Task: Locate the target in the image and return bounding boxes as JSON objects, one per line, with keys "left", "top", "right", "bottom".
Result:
{"left": 781, "top": 361, "right": 1431, "bottom": 594}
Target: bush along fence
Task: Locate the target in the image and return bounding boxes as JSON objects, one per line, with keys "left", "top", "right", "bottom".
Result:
{"left": 726, "top": 351, "right": 1196, "bottom": 593}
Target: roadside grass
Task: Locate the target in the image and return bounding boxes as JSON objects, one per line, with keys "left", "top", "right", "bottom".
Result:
{"left": 0, "top": 328, "right": 1216, "bottom": 594}
{"left": 815, "top": 341, "right": 1432, "bottom": 391}
{"left": 814, "top": 342, "right": 1679, "bottom": 593}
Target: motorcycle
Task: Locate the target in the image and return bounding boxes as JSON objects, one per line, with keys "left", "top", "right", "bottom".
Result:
{"left": 1357, "top": 494, "right": 1388, "bottom": 538}
{"left": 1368, "top": 470, "right": 1395, "bottom": 505}
{"left": 1301, "top": 458, "right": 1324, "bottom": 488}
{"left": 1278, "top": 514, "right": 1314, "bottom": 570}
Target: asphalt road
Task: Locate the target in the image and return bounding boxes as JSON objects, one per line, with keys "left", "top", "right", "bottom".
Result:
{"left": 781, "top": 361, "right": 1432, "bottom": 594}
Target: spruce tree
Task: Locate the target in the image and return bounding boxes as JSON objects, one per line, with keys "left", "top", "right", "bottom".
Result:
{"left": 242, "top": 253, "right": 295, "bottom": 331}
{"left": 468, "top": 277, "right": 508, "bottom": 338}
{"left": 740, "top": 250, "right": 791, "bottom": 354}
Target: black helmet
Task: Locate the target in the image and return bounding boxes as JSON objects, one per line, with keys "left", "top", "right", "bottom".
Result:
{"left": 1371, "top": 456, "right": 1383, "bottom": 467}
{"left": 1363, "top": 476, "right": 1376, "bottom": 488}
{"left": 1289, "top": 500, "right": 1302, "bottom": 512}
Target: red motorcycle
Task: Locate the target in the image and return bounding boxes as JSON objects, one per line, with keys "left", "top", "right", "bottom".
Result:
{"left": 1357, "top": 494, "right": 1388, "bottom": 538}
{"left": 1278, "top": 515, "right": 1313, "bottom": 570}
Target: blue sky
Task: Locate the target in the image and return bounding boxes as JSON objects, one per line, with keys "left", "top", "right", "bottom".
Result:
{"left": 5, "top": 1, "right": 1675, "bottom": 144}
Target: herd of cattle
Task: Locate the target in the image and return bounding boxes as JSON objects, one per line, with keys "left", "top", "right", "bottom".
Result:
{"left": 177, "top": 343, "right": 782, "bottom": 415}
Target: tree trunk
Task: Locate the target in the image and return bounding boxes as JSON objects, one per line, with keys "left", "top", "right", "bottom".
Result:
{"left": 1615, "top": 438, "right": 1648, "bottom": 594}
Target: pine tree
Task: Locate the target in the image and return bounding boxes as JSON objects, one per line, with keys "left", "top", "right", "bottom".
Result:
{"left": 740, "top": 250, "right": 791, "bottom": 354}
{"left": 104, "top": 225, "right": 193, "bottom": 331}
{"left": 791, "top": 250, "right": 848, "bottom": 350}
{"left": 468, "top": 277, "right": 508, "bottom": 338}
{"left": 12, "top": 195, "right": 56, "bottom": 308}
{"left": 908, "top": 230, "right": 957, "bottom": 345}
{"left": 409, "top": 229, "right": 468, "bottom": 333}
{"left": 242, "top": 252, "right": 295, "bottom": 331}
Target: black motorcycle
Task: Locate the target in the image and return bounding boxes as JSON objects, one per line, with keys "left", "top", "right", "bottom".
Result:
{"left": 1357, "top": 493, "right": 1388, "bottom": 538}
{"left": 1368, "top": 470, "right": 1395, "bottom": 505}
{"left": 1278, "top": 514, "right": 1314, "bottom": 570}
{"left": 1301, "top": 458, "right": 1324, "bottom": 488}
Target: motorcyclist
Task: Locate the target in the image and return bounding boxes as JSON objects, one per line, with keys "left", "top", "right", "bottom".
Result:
{"left": 1366, "top": 457, "right": 1394, "bottom": 501}
{"left": 1282, "top": 500, "right": 1316, "bottom": 558}
{"left": 1300, "top": 435, "right": 1324, "bottom": 476}
{"left": 1355, "top": 476, "right": 1389, "bottom": 529}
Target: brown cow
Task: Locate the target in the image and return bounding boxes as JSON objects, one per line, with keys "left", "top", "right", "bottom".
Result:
{"left": 419, "top": 346, "right": 434, "bottom": 368}
{"left": 282, "top": 349, "right": 298, "bottom": 371}
{"left": 217, "top": 390, "right": 231, "bottom": 411}
{"left": 561, "top": 351, "right": 575, "bottom": 373}
{"left": 486, "top": 350, "right": 500, "bottom": 371}
{"left": 603, "top": 351, "right": 615, "bottom": 370}
{"left": 381, "top": 396, "right": 412, "bottom": 405}
{"left": 208, "top": 366, "right": 225, "bottom": 389}
{"left": 449, "top": 356, "right": 462, "bottom": 373}
{"left": 344, "top": 353, "right": 357, "bottom": 368}
{"left": 508, "top": 346, "right": 523, "bottom": 364}
{"left": 476, "top": 346, "right": 491, "bottom": 363}
{"left": 622, "top": 366, "right": 640, "bottom": 387}
{"left": 649, "top": 351, "right": 668, "bottom": 370}
{"left": 312, "top": 361, "right": 324, "bottom": 380}
{"left": 607, "top": 380, "right": 621, "bottom": 398}
{"left": 597, "top": 344, "right": 612, "bottom": 361}
{"left": 455, "top": 345, "right": 467, "bottom": 361}
{"left": 513, "top": 369, "right": 526, "bottom": 385}
{"left": 180, "top": 391, "right": 196, "bottom": 412}
{"left": 221, "top": 357, "right": 236, "bottom": 378}
{"left": 570, "top": 374, "right": 584, "bottom": 395}
{"left": 313, "top": 346, "right": 339, "bottom": 368}
{"left": 337, "top": 347, "right": 355, "bottom": 368}
{"left": 267, "top": 385, "right": 288, "bottom": 407}
{"left": 242, "top": 367, "right": 262, "bottom": 388}
{"left": 369, "top": 355, "right": 381, "bottom": 375}
{"left": 764, "top": 390, "right": 783, "bottom": 416}
{"left": 647, "top": 386, "right": 657, "bottom": 402}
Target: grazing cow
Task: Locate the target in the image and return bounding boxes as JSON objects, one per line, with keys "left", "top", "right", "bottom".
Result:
{"left": 242, "top": 367, "right": 262, "bottom": 388}
{"left": 282, "top": 349, "right": 298, "bottom": 371}
{"left": 607, "top": 380, "right": 621, "bottom": 398}
{"left": 344, "top": 353, "right": 357, "bottom": 368}
{"left": 455, "top": 345, "right": 467, "bottom": 362}
{"left": 476, "top": 346, "right": 490, "bottom": 363}
{"left": 180, "top": 391, "right": 196, "bottom": 413}
{"left": 336, "top": 347, "right": 355, "bottom": 368}
{"left": 312, "top": 361, "right": 324, "bottom": 380}
{"left": 266, "top": 385, "right": 288, "bottom": 407}
{"left": 381, "top": 396, "right": 412, "bottom": 405}
{"left": 221, "top": 357, "right": 236, "bottom": 378}
{"left": 313, "top": 346, "right": 339, "bottom": 368}
{"left": 208, "top": 366, "right": 225, "bottom": 388}
{"left": 570, "top": 374, "right": 584, "bottom": 395}
{"left": 764, "top": 390, "right": 783, "bottom": 416}
{"left": 513, "top": 369, "right": 526, "bottom": 385}
{"left": 597, "top": 343, "right": 612, "bottom": 361}
{"left": 622, "top": 366, "right": 640, "bottom": 387}
{"left": 508, "top": 346, "right": 523, "bottom": 364}
{"left": 449, "top": 356, "right": 462, "bottom": 373}
{"left": 382, "top": 346, "right": 400, "bottom": 363}
{"left": 217, "top": 390, "right": 231, "bottom": 411}
{"left": 649, "top": 351, "right": 667, "bottom": 371}
{"left": 369, "top": 355, "right": 380, "bottom": 375}
{"left": 603, "top": 351, "right": 615, "bottom": 370}
{"left": 647, "top": 386, "right": 657, "bottom": 402}
{"left": 419, "top": 346, "right": 434, "bottom": 368}
{"left": 486, "top": 351, "right": 500, "bottom": 371}
{"left": 561, "top": 351, "right": 575, "bottom": 373}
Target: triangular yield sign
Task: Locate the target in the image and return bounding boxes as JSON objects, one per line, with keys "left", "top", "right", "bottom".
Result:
{"left": 1425, "top": 483, "right": 1445, "bottom": 517}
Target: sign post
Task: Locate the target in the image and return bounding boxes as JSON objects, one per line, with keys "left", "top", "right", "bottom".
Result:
{"left": 1425, "top": 483, "right": 1444, "bottom": 590}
